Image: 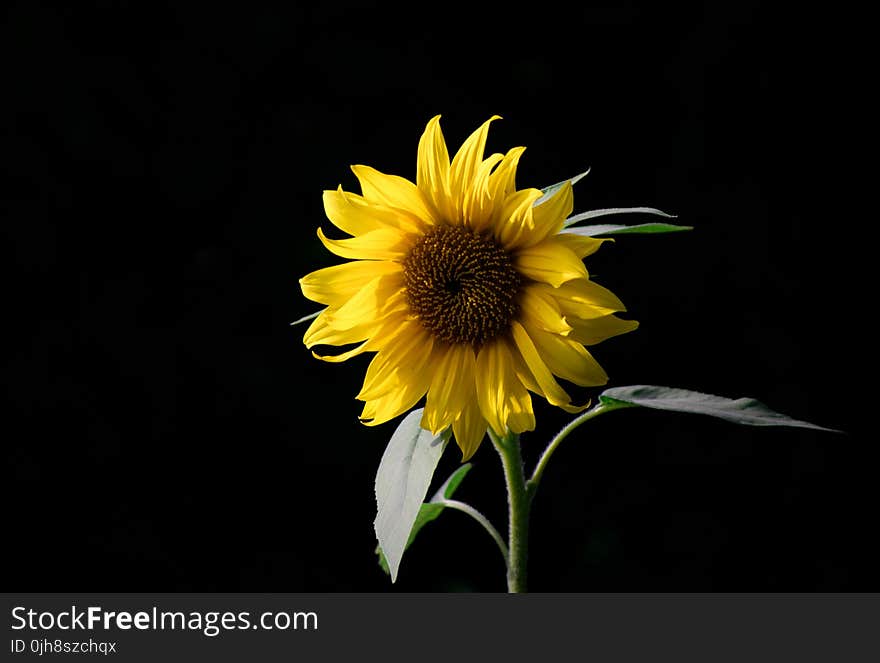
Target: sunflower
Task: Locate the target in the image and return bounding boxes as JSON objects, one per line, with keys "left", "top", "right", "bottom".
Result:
{"left": 300, "top": 116, "right": 637, "bottom": 460}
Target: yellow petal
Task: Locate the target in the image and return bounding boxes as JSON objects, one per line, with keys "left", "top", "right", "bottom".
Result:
{"left": 488, "top": 146, "right": 526, "bottom": 202}
{"left": 311, "top": 340, "right": 370, "bottom": 363}
{"left": 569, "top": 314, "right": 640, "bottom": 346}
{"left": 516, "top": 180, "right": 573, "bottom": 249}
{"left": 323, "top": 187, "right": 382, "bottom": 236}
{"left": 306, "top": 324, "right": 371, "bottom": 350}
{"left": 323, "top": 276, "right": 403, "bottom": 331}
{"left": 300, "top": 260, "right": 402, "bottom": 307}
{"left": 303, "top": 292, "right": 406, "bottom": 350}
{"left": 357, "top": 321, "right": 434, "bottom": 400}
{"left": 523, "top": 322, "right": 608, "bottom": 387}
{"left": 553, "top": 232, "right": 608, "bottom": 258}
{"left": 547, "top": 278, "right": 628, "bottom": 318}
{"left": 506, "top": 392, "right": 537, "bottom": 434}
{"left": 519, "top": 284, "right": 572, "bottom": 335}
{"left": 449, "top": 115, "right": 501, "bottom": 217}
{"left": 313, "top": 308, "right": 414, "bottom": 363}
{"left": 304, "top": 314, "right": 373, "bottom": 352}
{"left": 324, "top": 187, "right": 425, "bottom": 236}
{"left": 317, "top": 226, "right": 412, "bottom": 261}
{"left": 511, "top": 321, "right": 588, "bottom": 414}
{"left": 510, "top": 338, "right": 541, "bottom": 394}
{"left": 495, "top": 187, "right": 543, "bottom": 248}
{"left": 302, "top": 308, "right": 330, "bottom": 344}
{"left": 464, "top": 152, "right": 504, "bottom": 231}
{"left": 350, "top": 165, "right": 437, "bottom": 225}
{"left": 475, "top": 340, "right": 535, "bottom": 437}
{"left": 360, "top": 365, "right": 433, "bottom": 427}
{"left": 474, "top": 341, "right": 506, "bottom": 435}
{"left": 514, "top": 240, "right": 589, "bottom": 287}
{"left": 416, "top": 115, "right": 454, "bottom": 222}
{"left": 453, "top": 395, "right": 488, "bottom": 461}
{"left": 422, "top": 344, "right": 475, "bottom": 434}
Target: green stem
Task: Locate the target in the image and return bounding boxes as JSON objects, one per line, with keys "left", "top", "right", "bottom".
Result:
{"left": 527, "top": 400, "right": 634, "bottom": 493}
{"left": 490, "top": 429, "right": 531, "bottom": 593}
{"left": 488, "top": 400, "right": 632, "bottom": 592}
{"left": 435, "top": 499, "right": 509, "bottom": 566}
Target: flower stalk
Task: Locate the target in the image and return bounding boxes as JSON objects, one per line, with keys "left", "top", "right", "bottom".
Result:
{"left": 489, "top": 400, "right": 636, "bottom": 592}
{"left": 490, "top": 429, "right": 531, "bottom": 593}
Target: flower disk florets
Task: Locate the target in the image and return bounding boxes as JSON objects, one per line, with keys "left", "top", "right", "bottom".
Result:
{"left": 403, "top": 225, "right": 521, "bottom": 347}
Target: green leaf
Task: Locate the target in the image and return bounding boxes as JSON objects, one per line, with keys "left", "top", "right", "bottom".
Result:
{"left": 432, "top": 463, "right": 472, "bottom": 502}
{"left": 376, "top": 504, "right": 444, "bottom": 575}
{"left": 376, "top": 463, "right": 472, "bottom": 576}
{"left": 563, "top": 222, "right": 692, "bottom": 236}
{"left": 536, "top": 168, "right": 591, "bottom": 205}
{"left": 374, "top": 409, "right": 450, "bottom": 583}
{"left": 290, "top": 309, "right": 322, "bottom": 326}
{"left": 563, "top": 206, "right": 679, "bottom": 228}
{"left": 599, "top": 385, "right": 839, "bottom": 432}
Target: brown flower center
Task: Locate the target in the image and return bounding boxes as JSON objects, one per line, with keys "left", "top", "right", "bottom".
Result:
{"left": 403, "top": 225, "right": 521, "bottom": 346}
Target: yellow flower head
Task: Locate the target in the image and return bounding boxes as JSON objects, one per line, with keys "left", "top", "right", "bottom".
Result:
{"left": 300, "top": 116, "right": 637, "bottom": 459}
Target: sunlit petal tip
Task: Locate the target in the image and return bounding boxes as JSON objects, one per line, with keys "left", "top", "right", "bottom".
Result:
{"left": 569, "top": 315, "right": 639, "bottom": 346}
{"left": 317, "top": 226, "right": 411, "bottom": 261}
{"left": 519, "top": 284, "right": 575, "bottom": 336}
{"left": 559, "top": 398, "right": 592, "bottom": 414}
{"left": 449, "top": 116, "right": 505, "bottom": 214}
{"left": 514, "top": 241, "right": 589, "bottom": 287}
{"left": 487, "top": 146, "right": 527, "bottom": 201}
{"left": 452, "top": 399, "right": 487, "bottom": 461}
{"left": 358, "top": 402, "right": 405, "bottom": 427}
{"left": 459, "top": 444, "right": 479, "bottom": 463}
{"left": 310, "top": 345, "right": 367, "bottom": 363}
{"left": 507, "top": 410, "right": 536, "bottom": 435}
{"left": 418, "top": 411, "right": 447, "bottom": 437}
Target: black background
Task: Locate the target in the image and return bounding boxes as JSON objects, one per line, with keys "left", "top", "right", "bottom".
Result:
{"left": 4, "top": 2, "right": 869, "bottom": 591}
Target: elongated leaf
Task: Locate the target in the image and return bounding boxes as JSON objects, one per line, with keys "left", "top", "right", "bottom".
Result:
{"left": 563, "top": 222, "right": 692, "bottom": 236}
{"left": 563, "top": 207, "right": 678, "bottom": 228}
{"left": 536, "top": 168, "right": 591, "bottom": 205}
{"left": 376, "top": 464, "right": 472, "bottom": 575}
{"left": 374, "top": 409, "right": 450, "bottom": 582}
{"left": 290, "top": 309, "right": 322, "bottom": 326}
{"left": 599, "top": 385, "right": 839, "bottom": 432}
{"left": 376, "top": 504, "right": 444, "bottom": 575}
